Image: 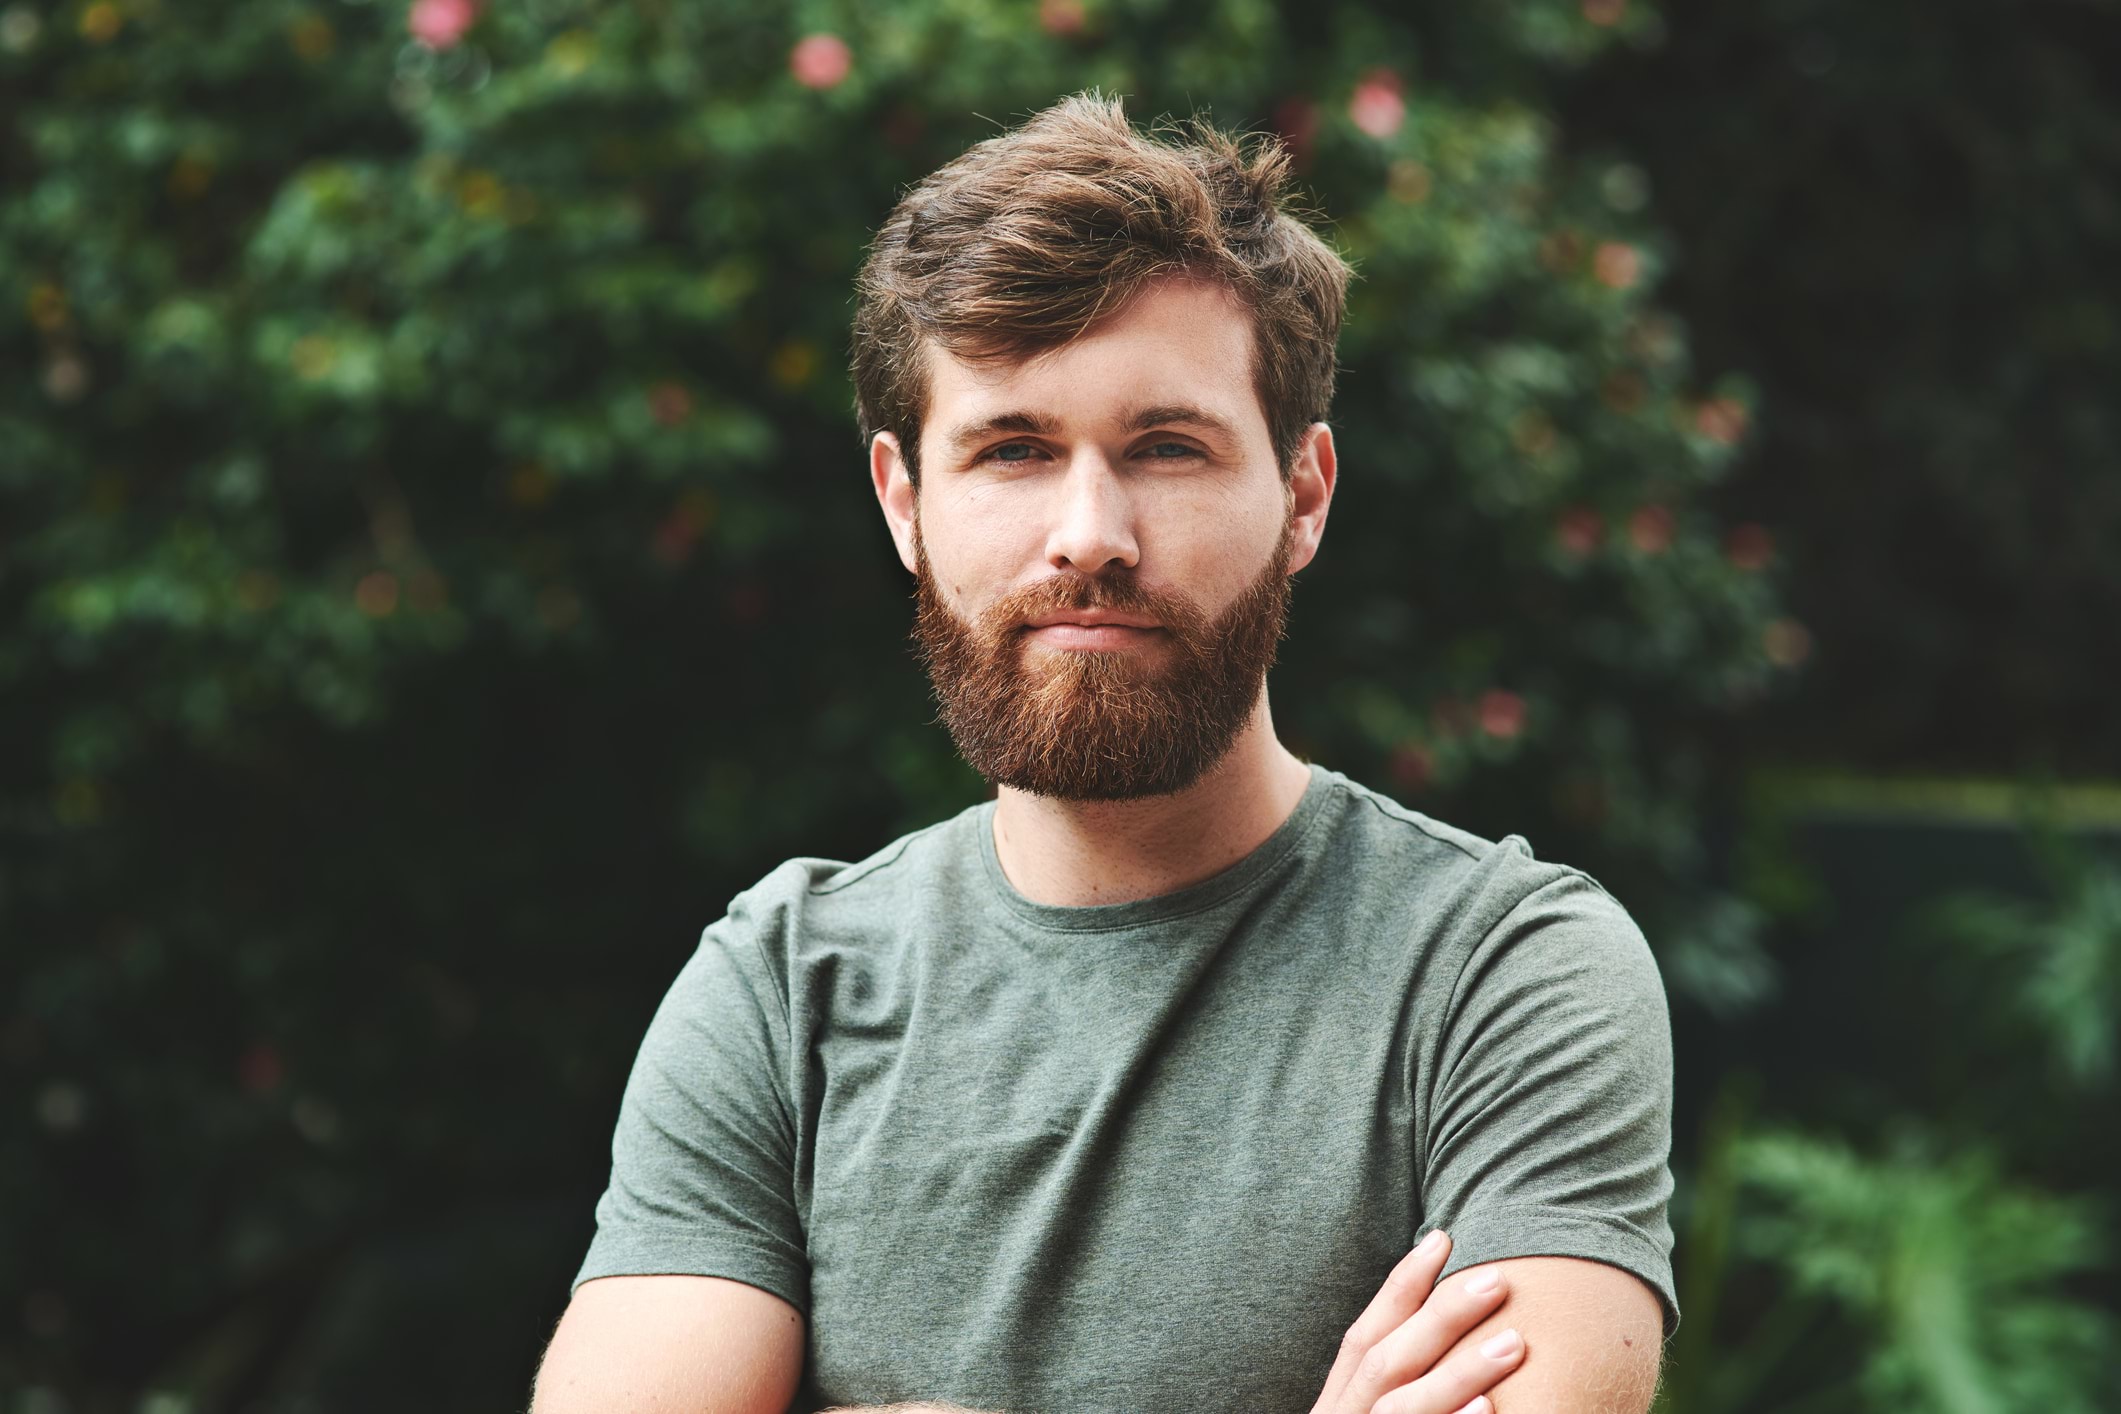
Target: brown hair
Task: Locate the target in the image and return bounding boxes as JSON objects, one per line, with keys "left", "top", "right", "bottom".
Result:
{"left": 850, "top": 90, "right": 1355, "bottom": 487}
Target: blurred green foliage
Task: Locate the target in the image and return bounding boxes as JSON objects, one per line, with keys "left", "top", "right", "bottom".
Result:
{"left": 1, "top": 0, "right": 2114, "bottom": 1409}
{"left": 1930, "top": 828, "right": 2121, "bottom": 1091}
{"left": 1717, "top": 1127, "right": 2107, "bottom": 1414}
{"left": 1562, "top": 0, "right": 2121, "bottom": 776}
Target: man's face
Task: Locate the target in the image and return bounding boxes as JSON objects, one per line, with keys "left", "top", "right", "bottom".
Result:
{"left": 872, "top": 275, "right": 1332, "bottom": 801}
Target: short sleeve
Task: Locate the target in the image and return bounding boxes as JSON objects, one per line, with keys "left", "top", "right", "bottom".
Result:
{"left": 1416, "top": 870, "right": 1680, "bottom": 1337}
{"left": 570, "top": 910, "right": 809, "bottom": 1313}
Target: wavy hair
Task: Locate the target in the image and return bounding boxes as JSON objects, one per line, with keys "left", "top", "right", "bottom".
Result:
{"left": 850, "top": 90, "right": 1355, "bottom": 486}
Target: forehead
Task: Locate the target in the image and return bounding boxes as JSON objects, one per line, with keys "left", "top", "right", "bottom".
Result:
{"left": 920, "top": 276, "right": 1266, "bottom": 446}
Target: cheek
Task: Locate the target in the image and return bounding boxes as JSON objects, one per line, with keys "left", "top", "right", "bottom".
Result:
{"left": 919, "top": 520, "right": 1017, "bottom": 608}
{"left": 929, "top": 490, "right": 1047, "bottom": 567}
{"left": 1158, "top": 488, "right": 1284, "bottom": 584}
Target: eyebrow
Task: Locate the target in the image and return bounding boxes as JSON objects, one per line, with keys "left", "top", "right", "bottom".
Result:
{"left": 940, "top": 403, "right": 1243, "bottom": 457}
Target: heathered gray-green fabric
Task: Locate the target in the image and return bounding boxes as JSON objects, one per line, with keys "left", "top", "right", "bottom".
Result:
{"left": 573, "top": 763, "right": 1678, "bottom": 1411}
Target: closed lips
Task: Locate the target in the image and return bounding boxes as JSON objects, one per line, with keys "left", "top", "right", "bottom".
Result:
{"left": 1025, "top": 615, "right": 1160, "bottom": 629}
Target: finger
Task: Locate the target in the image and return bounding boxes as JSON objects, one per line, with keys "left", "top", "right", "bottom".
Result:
{"left": 1314, "top": 1230, "right": 1455, "bottom": 1411}
{"left": 1369, "top": 1325, "right": 1526, "bottom": 1414}
{"left": 1340, "top": 1265, "right": 1510, "bottom": 1410}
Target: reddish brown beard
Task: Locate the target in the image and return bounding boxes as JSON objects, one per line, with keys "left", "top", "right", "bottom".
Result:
{"left": 910, "top": 516, "right": 1295, "bottom": 801}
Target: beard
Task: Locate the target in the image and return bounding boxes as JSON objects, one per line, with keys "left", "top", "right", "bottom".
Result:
{"left": 910, "top": 513, "right": 1295, "bottom": 802}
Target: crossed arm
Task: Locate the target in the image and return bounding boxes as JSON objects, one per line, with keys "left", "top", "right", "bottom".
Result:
{"left": 529, "top": 1237, "right": 1664, "bottom": 1414}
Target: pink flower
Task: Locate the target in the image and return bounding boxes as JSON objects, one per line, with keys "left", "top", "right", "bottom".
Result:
{"left": 1271, "top": 96, "right": 1320, "bottom": 162}
{"left": 1763, "top": 618, "right": 1812, "bottom": 668}
{"left": 1349, "top": 71, "right": 1406, "bottom": 139}
{"left": 1478, "top": 690, "right": 1527, "bottom": 740}
{"left": 645, "top": 379, "right": 693, "bottom": 428}
{"left": 1389, "top": 743, "right": 1433, "bottom": 792}
{"left": 1725, "top": 523, "right": 1775, "bottom": 571}
{"left": 1694, "top": 396, "right": 1749, "bottom": 446}
{"left": 790, "top": 33, "right": 852, "bottom": 90}
{"left": 1593, "top": 240, "right": 1641, "bottom": 289}
{"left": 1555, "top": 505, "right": 1604, "bottom": 556}
{"left": 408, "top": 0, "right": 478, "bottom": 50}
{"left": 1039, "top": 0, "right": 1086, "bottom": 35}
{"left": 1628, "top": 504, "right": 1675, "bottom": 554}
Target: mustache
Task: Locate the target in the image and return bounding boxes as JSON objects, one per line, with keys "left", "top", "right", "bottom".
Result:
{"left": 980, "top": 570, "right": 1209, "bottom": 639}
{"left": 907, "top": 520, "right": 1296, "bottom": 800}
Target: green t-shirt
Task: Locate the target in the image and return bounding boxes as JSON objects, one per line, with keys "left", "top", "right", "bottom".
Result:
{"left": 573, "top": 763, "right": 1678, "bottom": 1411}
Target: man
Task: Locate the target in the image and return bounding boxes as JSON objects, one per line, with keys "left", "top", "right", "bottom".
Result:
{"left": 532, "top": 92, "right": 1676, "bottom": 1413}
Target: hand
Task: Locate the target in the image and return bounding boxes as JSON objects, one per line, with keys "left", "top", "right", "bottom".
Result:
{"left": 1308, "top": 1229, "right": 1526, "bottom": 1414}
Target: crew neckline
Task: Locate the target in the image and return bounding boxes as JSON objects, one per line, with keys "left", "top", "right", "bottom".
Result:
{"left": 974, "top": 762, "right": 1339, "bottom": 933}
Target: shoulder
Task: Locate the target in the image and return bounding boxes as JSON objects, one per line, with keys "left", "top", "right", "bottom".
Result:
{"left": 707, "top": 801, "right": 986, "bottom": 961}
{"left": 1316, "top": 768, "right": 1637, "bottom": 948}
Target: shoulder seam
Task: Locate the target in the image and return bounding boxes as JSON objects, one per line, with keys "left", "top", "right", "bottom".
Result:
{"left": 1332, "top": 774, "right": 1511, "bottom": 864}
{"left": 807, "top": 812, "right": 965, "bottom": 896}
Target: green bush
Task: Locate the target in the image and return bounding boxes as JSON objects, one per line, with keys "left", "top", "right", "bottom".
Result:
{"left": 3, "top": 1, "right": 2109, "bottom": 1409}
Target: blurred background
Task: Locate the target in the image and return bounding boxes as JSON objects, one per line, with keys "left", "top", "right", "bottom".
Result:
{"left": 4, "top": 0, "right": 2117, "bottom": 1409}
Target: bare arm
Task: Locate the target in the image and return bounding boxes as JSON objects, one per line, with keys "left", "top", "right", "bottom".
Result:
{"left": 529, "top": 1274, "right": 804, "bottom": 1414}
{"left": 530, "top": 1278, "right": 999, "bottom": 1414}
{"left": 529, "top": 1246, "right": 1639, "bottom": 1414}
{"left": 1429, "top": 1256, "right": 1664, "bottom": 1414}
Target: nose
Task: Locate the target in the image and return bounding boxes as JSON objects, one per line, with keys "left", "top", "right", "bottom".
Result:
{"left": 1043, "top": 450, "right": 1140, "bottom": 575}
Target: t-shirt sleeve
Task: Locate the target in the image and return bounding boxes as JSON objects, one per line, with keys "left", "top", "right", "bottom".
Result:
{"left": 1416, "top": 868, "right": 1680, "bottom": 1338}
{"left": 570, "top": 906, "right": 808, "bottom": 1313}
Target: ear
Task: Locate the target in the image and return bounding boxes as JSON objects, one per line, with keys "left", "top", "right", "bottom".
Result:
{"left": 1285, "top": 422, "right": 1337, "bottom": 576}
{"left": 871, "top": 431, "right": 919, "bottom": 575}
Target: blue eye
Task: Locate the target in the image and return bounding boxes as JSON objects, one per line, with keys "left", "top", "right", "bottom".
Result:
{"left": 976, "top": 441, "right": 1203, "bottom": 465}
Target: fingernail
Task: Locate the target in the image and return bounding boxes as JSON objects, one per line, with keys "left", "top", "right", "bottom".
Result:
{"left": 1416, "top": 1228, "right": 1446, "bottom": 1255}
{"left": 1465, "top": 1269, "right": 1500, "bottom": 1295}
{"left": 1481, "top": 1329, "right": 1522, "bottom": 1359}
{"left": 1454, "top": 1399, "right": 1490, "bottom": 1414}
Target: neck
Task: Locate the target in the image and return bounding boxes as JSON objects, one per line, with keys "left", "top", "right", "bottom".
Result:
{"left": 988, "top": 691, "right": 1315, "bottom": 908}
